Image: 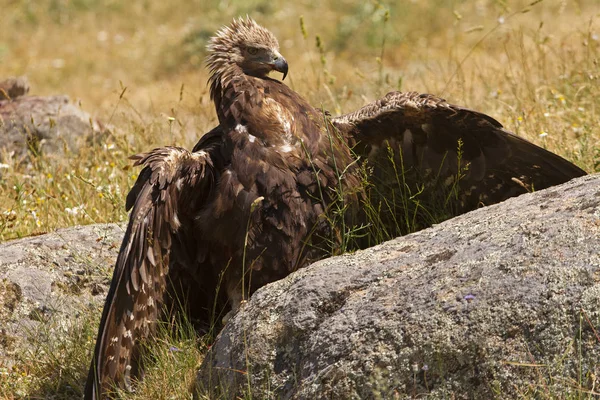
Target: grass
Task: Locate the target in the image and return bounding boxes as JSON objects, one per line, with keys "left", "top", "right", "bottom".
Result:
{"left": 0, "top": 0, "right": 599, "bottom": 398}
{"left": 0, "top": 304, "right": 100, "bottom": 398}
{"left": 1, "top": 0, "right": 599, "bottom": 241}
{"left": 114, "top": 313, "right": 206, "bottom": 400}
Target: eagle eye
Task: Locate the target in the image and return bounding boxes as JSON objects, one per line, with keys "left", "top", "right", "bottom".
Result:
{"left": 247, "top": 47, "right": 259, "bottom": 55}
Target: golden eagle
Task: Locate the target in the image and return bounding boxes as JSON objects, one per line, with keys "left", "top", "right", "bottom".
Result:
{"left": 85, "top": 17, "right": 585, "bottom": 398}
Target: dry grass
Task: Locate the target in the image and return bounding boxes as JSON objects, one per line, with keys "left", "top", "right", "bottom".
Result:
{"left": 0, "top": 0, "right": 599, "bottom": 398}
{"left": 1, "top": 0, "right": 598, "bottom": 241}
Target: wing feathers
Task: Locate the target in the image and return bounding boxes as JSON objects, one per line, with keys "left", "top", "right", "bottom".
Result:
{"left": 85, "top": 146, "right": 217, "bottom": 399}
{"left": 333, "top": 91, "right": 585, "bottom": 211}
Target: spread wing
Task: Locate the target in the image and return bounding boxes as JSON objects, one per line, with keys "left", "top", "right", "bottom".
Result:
{"left": 333, "top": 91, "right": 586, "bottom": 214}
{"left": 85, "top": 141, "right": 220, "bottom": 399}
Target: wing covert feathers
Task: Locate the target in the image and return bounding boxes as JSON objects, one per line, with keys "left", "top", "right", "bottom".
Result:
{"left": 85, "top": 147, "right": 215, "bottom": 399}
{"left": 333, "top": 91, "right": 585, "bottom": 209}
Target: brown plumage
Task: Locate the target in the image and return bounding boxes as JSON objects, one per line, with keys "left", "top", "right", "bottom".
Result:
{"left": 85, "top": 17, "right": 586, "bottom": 398}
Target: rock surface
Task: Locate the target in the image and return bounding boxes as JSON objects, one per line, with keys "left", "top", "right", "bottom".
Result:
{"left": 197, "top": 174, "right": 600, "bottom": 399}
{"left": 0, "top": 224, "right": 123, "bottom": 368}
{"left": 0, "top": 76, "right": 108, "bottom": 162}
{"left": 0, "top": 77, "right": 30, "bottom": 100}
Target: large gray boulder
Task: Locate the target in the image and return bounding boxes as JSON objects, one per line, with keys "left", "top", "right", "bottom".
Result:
{"left": 0, "top": 76, "right": 108, "bottom": 162}
{"left": 197, "top": 174, "right": 600, "bottom": 399}
{"left": 0, "top": 224, "right": 122, "bottom": 367}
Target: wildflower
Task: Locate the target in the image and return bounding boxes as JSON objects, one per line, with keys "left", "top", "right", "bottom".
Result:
{"left": 65, "top": 204, "right": 85, "bottom": 216}
{"left": 539, "top": 132, "right": 548, "bottom": 138}
{"left": 30, "top": 210, "right": 41, "bottom": 227}
{"left": 464, "top": 294, "right": 475, "bottom": 302}
{"left": 554, "top": 93, "right": 566, "bottom": 104}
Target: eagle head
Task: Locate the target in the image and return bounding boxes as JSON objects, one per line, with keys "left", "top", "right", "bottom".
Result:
{"left": 207, "top": 17, "right": 288, "bottom": 81}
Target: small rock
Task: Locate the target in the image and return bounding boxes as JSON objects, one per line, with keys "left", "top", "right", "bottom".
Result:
{"left": 0, "top": 77, "right": 109, "bottom": 162}
{"left": 0, "top": 77, "right": 29, "bottom": 100}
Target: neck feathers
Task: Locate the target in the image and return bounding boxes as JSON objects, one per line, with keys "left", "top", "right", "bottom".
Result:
{"left": 206, "top": 44, "right": 236, "bottom": 103}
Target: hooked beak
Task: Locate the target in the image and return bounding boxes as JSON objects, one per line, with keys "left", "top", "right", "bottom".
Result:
{"left": 272, "top": 54, "right": 289, "bottom": 81}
